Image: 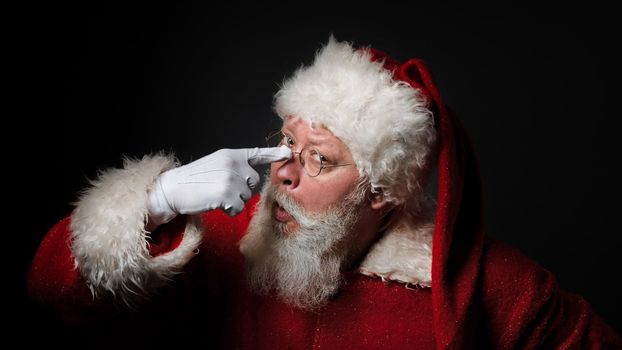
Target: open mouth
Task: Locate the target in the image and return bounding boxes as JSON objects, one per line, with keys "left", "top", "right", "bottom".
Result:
{"left": 272, "top": 201, "right": 293, "bottom": 223}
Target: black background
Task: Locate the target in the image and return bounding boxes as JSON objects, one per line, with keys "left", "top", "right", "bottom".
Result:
{"left": 12, "top": 2, "right": 621, "bottom": 344}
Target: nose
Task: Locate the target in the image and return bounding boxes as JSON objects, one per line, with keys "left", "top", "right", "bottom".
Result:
{"left": 272, "top": 152, "right": 301, "bottom": 190}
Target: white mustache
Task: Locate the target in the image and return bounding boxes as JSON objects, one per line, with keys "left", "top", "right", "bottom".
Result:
{"left": 270, "top": 187, "right": 318, "bottom": 228}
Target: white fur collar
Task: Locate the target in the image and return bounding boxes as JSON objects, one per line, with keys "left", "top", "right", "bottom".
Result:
{"left": 358, "top": 213, "right": 434, "bottom": 288}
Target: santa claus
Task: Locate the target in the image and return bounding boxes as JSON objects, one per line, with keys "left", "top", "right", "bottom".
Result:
{"left": 29, "top": 36, "right": 621, "bottom": 348}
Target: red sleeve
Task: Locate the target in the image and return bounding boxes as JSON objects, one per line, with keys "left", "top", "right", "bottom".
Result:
{"left": 482, "top": 238, "right": 622, "bottom": 348}
{"left": 28, "top": 195, "right": 260, "bottom": 322}
{"left": 146, "top": 214, "right": 188, "bottom": 257}
{"left": 27, "top": 214, "right": 190, "bottom": 321}
{"left": 27, "top": 215, "right": 94, "bottom": 322}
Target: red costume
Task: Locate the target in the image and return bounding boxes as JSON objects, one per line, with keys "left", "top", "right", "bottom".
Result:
{"left": 29, "top": 44, "right": 621, "bottom": 349}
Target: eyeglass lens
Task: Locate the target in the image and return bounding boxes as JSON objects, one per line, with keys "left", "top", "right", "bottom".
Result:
{"left": 266, "top": 131, "right": 323, "bottom": 177}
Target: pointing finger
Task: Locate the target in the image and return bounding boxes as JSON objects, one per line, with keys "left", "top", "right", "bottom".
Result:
{"left": 246, "top": 145, "right": 292, "bottom": 167}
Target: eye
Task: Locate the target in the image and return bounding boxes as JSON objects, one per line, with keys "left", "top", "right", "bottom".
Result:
{"left": 309, "top": 149, "right": 328, "bottom": 163}
{"left": 283, "top": 133, "right": 295, "bottom": 146}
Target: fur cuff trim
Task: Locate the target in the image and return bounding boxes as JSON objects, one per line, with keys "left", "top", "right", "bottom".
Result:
{"left": 359, "top": 212, "right": 434, "bottom": 288}
{"left": 70, "top": 153, "right": 203, "bottom": 304}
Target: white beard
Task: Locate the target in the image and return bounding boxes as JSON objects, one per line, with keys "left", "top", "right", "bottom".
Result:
{"left": 239, "top": 179, "right": 367, "bottom": 310}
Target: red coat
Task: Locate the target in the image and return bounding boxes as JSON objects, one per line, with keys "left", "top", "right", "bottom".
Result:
{"left": 28, "top": 197, "right": 622, "bottom": 349}
{"left": 29, "top": 56, "right": 621, "bottom": 349}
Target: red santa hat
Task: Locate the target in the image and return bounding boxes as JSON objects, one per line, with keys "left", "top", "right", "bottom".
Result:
{"left": 274, "top": 35, "right": 487, "bottom": 347}
{"left": 273, "top": 35, "right": 437, "bottom": 207}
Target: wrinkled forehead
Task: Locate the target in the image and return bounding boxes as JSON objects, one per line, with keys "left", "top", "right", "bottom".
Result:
{"left": 283, "top": 115, "right": 341, "bottom": 143}
{"left": 282, "top": 115, "right": 354, "bottom": 160}
{"left": 282, "top": 115, "right": 334, "bottom": 139}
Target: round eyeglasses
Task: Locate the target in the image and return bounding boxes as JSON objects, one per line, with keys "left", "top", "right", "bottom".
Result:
{"left": 265, "top": 130, "right": 352, "bottom": 177}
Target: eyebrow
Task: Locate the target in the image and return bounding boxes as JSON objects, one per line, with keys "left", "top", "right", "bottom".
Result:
{"left": 282, "top": 127, "right": 341, "bottom": 157}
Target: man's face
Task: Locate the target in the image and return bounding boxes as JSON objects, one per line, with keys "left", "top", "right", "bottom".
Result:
{"left": 240, "top": 116, "right": 379, "bottom": 309}
{"left": 269, "top": 116, "right": 361, "bottom": 231}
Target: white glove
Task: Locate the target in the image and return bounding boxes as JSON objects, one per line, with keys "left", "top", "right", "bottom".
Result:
{"left": 147, "top": 145, "right": 292, "bottom": 228}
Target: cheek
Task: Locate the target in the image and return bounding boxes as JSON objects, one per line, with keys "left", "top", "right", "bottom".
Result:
{"left": 300, "top": 177, "right": 357, "bottom": 212}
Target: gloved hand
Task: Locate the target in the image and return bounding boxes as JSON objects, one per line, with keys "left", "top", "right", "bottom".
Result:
{"left": 147, "top": 145, "right": 292, "bottom": 228}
